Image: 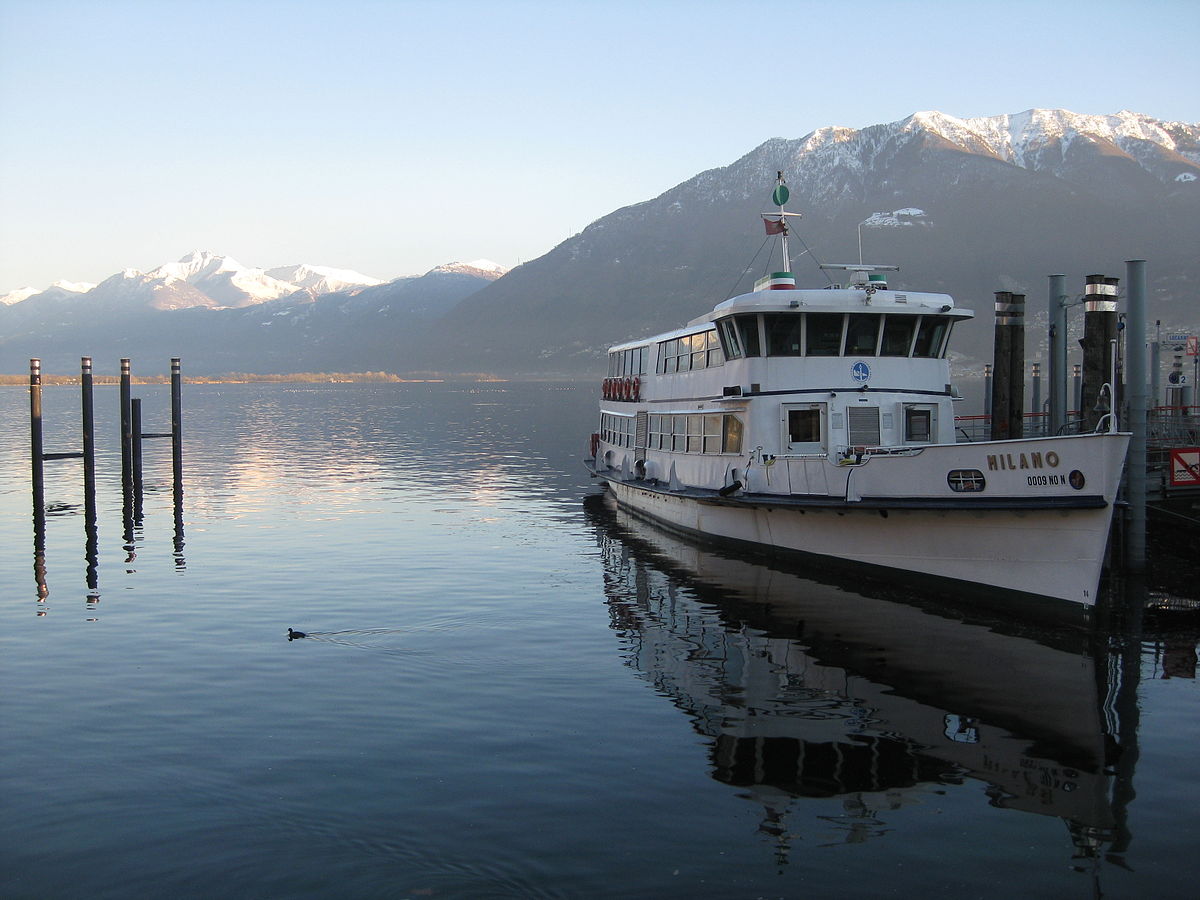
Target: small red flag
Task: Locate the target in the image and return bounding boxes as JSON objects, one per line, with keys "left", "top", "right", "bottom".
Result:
{"left": 763, "top": 217, "right": 787, "bottom": 235}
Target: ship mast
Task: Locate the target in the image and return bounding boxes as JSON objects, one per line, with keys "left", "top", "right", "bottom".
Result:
{"left": 756, "top": 173, "right": 802, "bottom": 291}
{"left": 772, "top": 171, "right": 791, "bottom": 272}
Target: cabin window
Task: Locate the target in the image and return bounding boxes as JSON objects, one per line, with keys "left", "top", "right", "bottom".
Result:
{"left": 723, "top": 415, "right": 743, "bottom": 454}
{"left": 608, "top": 346, "right": 648, "bottom": 376}
{"left": 880, "top": 315, "right": 917, "bottom": 356}
{"left": 904, "top": 405, "right": 936, "bottom": 443}
{"left": 673, "top": 415, "right": 688, "bottom": 451}
{"left": 647, "top": 413, "right": 744, "bottom": 455}
{"left": 806, "top": 313, "right": 845, "bottom": 356}
{"left": 600, "top": 413, "right": 635, "bottom": 448}
{"left": 765, "top": 313, "right": 804, "bottom": 356}
{"left": 782, "top": 403, "right": 826, "bottom": 453}
{"left": 657, "top": 330, "right": 722, "bottom": 374}
{"left": 735, "top": 314, "right": 761, "bottom": 357}
{"left": 913, "top": 316, "right": 951, "bottom": 358}
{"left": 789, "top": 408, "right": 822, "bottom": 443}
{"left": 844, "top": 314, "right": 881, "bottom": 356}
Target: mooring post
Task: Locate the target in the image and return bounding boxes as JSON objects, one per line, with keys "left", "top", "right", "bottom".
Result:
{"left": 120, "top": 358, "right": 133, "bottom": 493}
{"left": 171, "top": 358, "right": 183, "bottom": 497}
{"left": 29, "top": 359, "right": 44, "bottom": 517}
{"left": 1031, "top": 363, "right": 1042, "bottom": 436}
{"left": 990, "top": 292, "right": 1024, "bottom": 439}
{"left": 990, "top": 294, "right": 1012, "bottom": 439}
{"left": 1048, "top": 274, "right": 1068, "bottom": 435}
{"left": 81, "top": 357, "right": 97, "bottom": 520}
{"left": 1125, "top": 259, "right": 1148, "bottom": 574}
{"left": 131, "top": 397, "right": 144, "bottom": 517}
{"left": 1081, "top": 275, "right": 1119, "bottom": 432}
{"left": 1150, "top": 321, "right": 1161, "bottom": 410}
{"left": 1009, "top": 294, "right": 1025, "bottom": 439}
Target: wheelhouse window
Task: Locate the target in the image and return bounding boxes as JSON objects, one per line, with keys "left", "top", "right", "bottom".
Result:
{"left": 805, "top": 313, "right": 845, "bottom": 356}
{"left": 844, "top": 314, "right": 881, "bottom": 356}
{"left": 880, "top": 315, "right": 917, "bottom": 356}
{"left": 764, "top": 314, "right": 804, "bottom": 356}
{"left": 735, "top": 314, "right": 761, "bottom": 357}
{"left": 648, "top": 413, "right": 743, "bottom": 454}
{"left": 913, "top": 316, "right": 951, "bottom": 358}
{"left": 657, "top": 329, "right": 723, "bottom": 374}
{"left": 718, "top": 318, "right": 743, "bottom": 360}
{"left": 608, "top": 345, "right": 648, "bottom": 377}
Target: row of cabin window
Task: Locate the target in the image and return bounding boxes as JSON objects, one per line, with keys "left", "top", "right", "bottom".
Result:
{"left": 600, "top": 413, "right": 635, "bottom": 448}
{"left": 647, "top": 413, "right": 743, "bottom": 455}
{"left": 608, "top": 345, "right": 650, "bottom": 377}
{"left": 608, "top": 313, "right": 953, "bottom": 378}
{"left": 657, "top": 331, "right": 724, "bottom": 374}
{"left": 719, "top": 312, "right": 952, "bottom": 359}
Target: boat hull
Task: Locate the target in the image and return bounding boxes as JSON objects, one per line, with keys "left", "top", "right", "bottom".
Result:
{"left": 592, "top": 433, "right": 1129, "bottom": 609}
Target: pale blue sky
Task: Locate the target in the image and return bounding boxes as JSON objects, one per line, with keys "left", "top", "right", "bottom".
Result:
{"left": 1, "top": 0, "right": 1196, "bottom": 289}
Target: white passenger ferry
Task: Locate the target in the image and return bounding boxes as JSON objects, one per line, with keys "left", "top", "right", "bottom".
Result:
{"left": 585, "top": 177, "right": 1130, "bottom": 609}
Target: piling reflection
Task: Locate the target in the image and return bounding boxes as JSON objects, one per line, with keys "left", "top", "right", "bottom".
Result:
{"left": 585, "top": 492, "right": 1138, "bottom": 867}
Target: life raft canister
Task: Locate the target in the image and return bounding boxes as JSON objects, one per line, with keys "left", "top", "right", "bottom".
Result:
{"left": 631, "top": 376, "right": 640, "bottom": 402}
{"left": 589, "top": 432, "right": 600, "bottom": 458}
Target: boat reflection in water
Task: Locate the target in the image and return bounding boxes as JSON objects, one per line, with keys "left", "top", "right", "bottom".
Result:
{"left": 584, "top": 492, "right": 1138, "bottom": 863}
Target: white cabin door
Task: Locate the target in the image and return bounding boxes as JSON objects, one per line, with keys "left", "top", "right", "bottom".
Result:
{"left": 782, "top": 403, "right": 827, "bottom": 455}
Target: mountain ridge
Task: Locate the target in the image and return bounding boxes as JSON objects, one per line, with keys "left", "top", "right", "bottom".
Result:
{"left": 2, "top": 108, "right": 1195, "bottom": 377}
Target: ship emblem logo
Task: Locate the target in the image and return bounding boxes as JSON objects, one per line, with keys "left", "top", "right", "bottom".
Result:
{"left": 851, "top": 360, "right": 871, "bottom": 383}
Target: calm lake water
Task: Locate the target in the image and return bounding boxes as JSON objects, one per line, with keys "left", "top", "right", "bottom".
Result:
{"left": 1, "top": 381, "right": 1197, "bottom": 899}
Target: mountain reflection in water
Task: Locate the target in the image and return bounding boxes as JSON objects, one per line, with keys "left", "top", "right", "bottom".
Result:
{"left": 584, "top": 492, "right": 1136, "bottom": 862}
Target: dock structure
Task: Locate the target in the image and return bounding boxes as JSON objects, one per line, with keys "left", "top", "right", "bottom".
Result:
{"left": 971, "top": 263, "right": 1200, "bottom": 592}
{"left": 27, "top": 356, "right": 186, "bottom": 604}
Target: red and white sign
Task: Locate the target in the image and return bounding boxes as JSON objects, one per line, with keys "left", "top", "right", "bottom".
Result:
{"left": 1188, "top": 335, "right": 1199, "bottom": 357}
{"left": 1170, "top": 448, "right": 1200, "bottom": 487}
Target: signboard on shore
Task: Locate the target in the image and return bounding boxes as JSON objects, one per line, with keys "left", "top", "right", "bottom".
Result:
{"left": 1169, "top": 448, "right": 1200, "bottom": 487}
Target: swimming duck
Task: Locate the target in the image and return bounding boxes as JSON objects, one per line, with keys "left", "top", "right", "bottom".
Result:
{"left": 287, "top": 628, "right": 307, "bottom": 640}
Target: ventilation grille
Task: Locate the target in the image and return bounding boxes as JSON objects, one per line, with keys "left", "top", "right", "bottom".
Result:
{"left": 848, "top": 406, "right": 880, "bottom": 446}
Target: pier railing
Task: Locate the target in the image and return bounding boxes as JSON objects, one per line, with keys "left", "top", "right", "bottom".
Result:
{"left": 955, "top": 406, "right": 1199, "bottom": 444}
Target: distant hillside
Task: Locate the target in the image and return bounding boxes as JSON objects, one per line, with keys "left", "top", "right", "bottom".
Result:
{"left": 3, "top": 109, "right": 1196, "bottom": 378}
{"left": 418, "top": 109, "right": 1200, "bottom": 376}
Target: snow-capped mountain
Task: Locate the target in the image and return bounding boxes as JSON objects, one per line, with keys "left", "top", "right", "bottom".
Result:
{"left": 265, "top": 263, "right": 384, "bottom": 298}
{"left": 147, "top": 250, "right": 296, "bottom": 306}
{"left": 4, "top": 251, "right": 388, "bottom": 312}
{"left": 1, "top": 281, "right": 94, "bottom": 306}
{"left": 428, "top": 107, "right": 1198, "bottom": 374}
{"left": 429, "top": 259, "right": 507, "bottom": 278}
